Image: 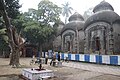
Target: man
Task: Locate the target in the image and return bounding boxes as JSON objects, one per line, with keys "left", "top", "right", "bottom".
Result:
{"left": 45, "top": 53, "right": 48, "bottom": 64}
{"left": 58, "top": 52, "right": 60, "bottom": 61}
{"left": 50, "top": 51, "right": 56, "bottom": 66}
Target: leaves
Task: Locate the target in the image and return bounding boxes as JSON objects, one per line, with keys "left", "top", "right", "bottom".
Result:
{"left": 0, "top": 0, "right": 21, "bottom": 50}
{"left": 38, "top": 0, "right": 62, "bottom": 25}
{"left": 4, "top": 0, "right": 21, "bottom": 19}
{"left": 23, "top": 0, "right": 61, "bottom": 47}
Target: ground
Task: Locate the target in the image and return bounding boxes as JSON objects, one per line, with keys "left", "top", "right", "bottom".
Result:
{"left": 0, "top": 58, "right": 120, "bottom": 80}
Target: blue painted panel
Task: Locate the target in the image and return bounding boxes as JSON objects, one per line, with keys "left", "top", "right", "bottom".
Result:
{"left": 61, "top": 53, "right": 64, "bottom": 60}
{"left": 68, "top": 54, "right": 71, "bottom": 60}
{"left": 110, "top": 56, "right": 118, "bottom": 65}
{"left": 56, "top": 53, "right": 58, "bottom": 59}
{"left": 75, "top": 54, "right": 79, "bottom": 61}
{"left": 96, "top": 55, "right": 102, "bottom": 64}
{"left": 85, "top": 55, "right": 90, "bottom": 62}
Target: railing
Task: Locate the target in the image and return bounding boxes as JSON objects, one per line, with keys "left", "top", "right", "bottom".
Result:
{"left": 42, "top": 52, "right": 120, "bottom": 66}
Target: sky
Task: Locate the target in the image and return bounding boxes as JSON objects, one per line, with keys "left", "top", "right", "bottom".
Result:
{"left": 19, "top": 0, "right": 120, "bottom": 21}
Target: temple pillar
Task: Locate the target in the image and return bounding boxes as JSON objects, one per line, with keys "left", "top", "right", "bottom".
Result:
{"left": 109, "top": 27, "right": 114, "bottom": 55}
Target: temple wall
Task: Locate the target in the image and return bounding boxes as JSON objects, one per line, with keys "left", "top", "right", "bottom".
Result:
{"left": 84, "top": 22, "right": 112, "bottom": 54}
{"left": 61, "top": 30, "right": 75, "bottom": 52}
{"left": 53, "top": 36, "right": 61, "bottom": 51}
{"left": 113, "top": 23, "right": 120, "bottom": 54}
{"left": 78, "top": 31, "right": 85, "bottom": 53}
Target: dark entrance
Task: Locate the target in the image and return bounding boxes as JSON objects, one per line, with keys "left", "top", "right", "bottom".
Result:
{"left": 95, "top": 37, "right": 100, "bottom": 51}
{"left": 67, "top": 41, "right": 70, "bottom": 51}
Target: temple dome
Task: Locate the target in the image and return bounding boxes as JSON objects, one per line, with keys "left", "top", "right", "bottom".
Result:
{"left": 93, "top": 1, "right": 114, "bottom": 13}
{"left": 61, "top": 12, "right": 85, "bottom": 34}
{"left": 61, "top": 21, "right": 84, "bottom": 34}
{"left": 84, "top": 10, "right": 120, "bottom": 29}
{"left": 68, "top": 12, "right": 84, "bottom": 21}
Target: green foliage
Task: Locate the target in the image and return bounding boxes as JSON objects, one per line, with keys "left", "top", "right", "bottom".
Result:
{"left": 0, "top": 0, "right": 21, "bottom": 29}
{"left": 0, "top": 0, "right": 21, "bottom": 33}
{"left": 0, "top": 28, "right": 8, "bottom": 43}
{"left": 12, "top": 14, "right": 26, "bottom": 34}
{"left": 0, "top": 28, "right": 9, "bottom": 55}
{"left": 0, "top": 36, "right": 10, "bottom": 52}
{"left": 38, "top": 0, "right": 62, "bottom": 25}
{"left": 0, "top": 28, "right": 6, "bottom": 34}
{"left": 23, "top": 0, "right": 62, "bottom": 49}
{"left": 0, "top": 0, "right": 21, "bottom": 56}
{"left": 4, "top": 0, "right": 21, "bottom": 19}
{"left": 0, "top": 15, "right": 5, "bottom": 29}
{"left": 24, "top": 21, "right": 41, "bottom": 43}
{"left": 24, "top": 22, "right": 53, "bottom": 44}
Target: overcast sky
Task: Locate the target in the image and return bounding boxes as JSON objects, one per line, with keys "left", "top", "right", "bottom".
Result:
{"left": 19, "top": 0, "right": 120, "bottom": 21}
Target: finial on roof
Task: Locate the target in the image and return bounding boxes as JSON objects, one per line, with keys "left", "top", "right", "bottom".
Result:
{"left": 93, "top": 0, "right": 114, "bottom": 13}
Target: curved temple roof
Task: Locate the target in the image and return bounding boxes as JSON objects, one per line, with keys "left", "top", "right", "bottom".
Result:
{"left": 84, "top": 10, "right": 120, "bottom": 29}
{"left": 61, "top": 21, "right": 84, "bottom": 34}
{"left": 93, "top": 1, "right": 114, "bottom": 13}
{"left": 68, "top": 12, "right": 84, "bottom": 21}
{"left": 61, "top": 12, "right": 85, "bottom": 34}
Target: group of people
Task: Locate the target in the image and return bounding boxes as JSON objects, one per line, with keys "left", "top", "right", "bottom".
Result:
{"left": 45, "top": 52, "right": 61, "bottom": 66}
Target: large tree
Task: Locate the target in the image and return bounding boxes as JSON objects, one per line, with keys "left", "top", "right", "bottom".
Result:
{"left": 23, "top": 21, "right": 54, "bottom": 56}
{"left": 0, "top": 0, "right": 23, "bottom": 67}
{"left": 62, "top": 2, "right": 73, "bottom": 24}
{"left": 23, "top": 0, "right": 62, "bottom": 57}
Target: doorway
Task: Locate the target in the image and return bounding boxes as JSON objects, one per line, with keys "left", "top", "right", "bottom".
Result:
{"left": 95, "top": 37, "right": 100, "bottom": 51}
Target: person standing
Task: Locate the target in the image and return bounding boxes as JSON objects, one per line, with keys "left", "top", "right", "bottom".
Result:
{"left": 52, "top": 52, "right": 56, "bottom": 66}
{"left": 58, "top": 52, "right": 60, "bottom": 61}
{"left": 45, "top": 53, "right": 48, "bottom": 64}
{"left": 50, "top": 51, "right": 56, "bottom": 66}
{"left": 50, "top": 52, "right": 53, "bottom": 66}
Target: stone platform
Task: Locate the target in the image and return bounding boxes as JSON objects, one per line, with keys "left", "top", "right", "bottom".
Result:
{"left": 22, "top": 68, "right": 54, "bottom": 80}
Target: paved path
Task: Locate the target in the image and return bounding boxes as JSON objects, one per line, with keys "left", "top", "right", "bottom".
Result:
{"left": 62, "top": 61, "right": 120, "bottom": 76}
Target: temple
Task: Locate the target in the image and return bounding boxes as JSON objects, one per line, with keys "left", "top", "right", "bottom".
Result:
{"left": 53, "top": 1, "right": 120, "bottom": 55}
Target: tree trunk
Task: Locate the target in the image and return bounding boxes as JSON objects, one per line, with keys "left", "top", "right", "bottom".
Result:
{"left": 0, "top": 0, "right": 21, "bottom": 67}
{"left": 9, "top": 48, "right": 20, "bottom": 67}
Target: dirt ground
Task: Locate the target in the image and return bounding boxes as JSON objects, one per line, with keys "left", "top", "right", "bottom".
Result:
{"left": 0, "top": 58, "right": 120, "bottom": 80}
